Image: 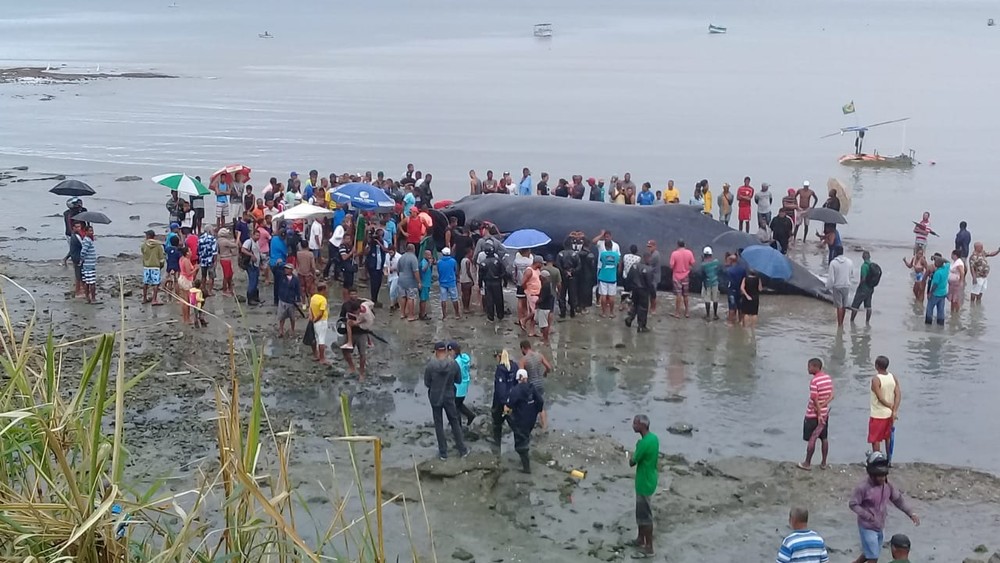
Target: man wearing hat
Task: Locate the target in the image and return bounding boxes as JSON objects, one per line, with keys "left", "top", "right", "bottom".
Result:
{"left": 140, "top": 229, "right": 166, "bottom": 305}
{"left": 424, "top": 342, "right": 468, "bottom": 460}
{"left": 849, "top": 452, "right": 920, "bottom": 563}
{"left": 276, "top": 262, "right": 302, "bottom": 338}
{"left": 889, "top": 534, "right": 911, "bottom": 562}
{"left": 699, "top": 246, "right": 722, "bottom": 320}
{"left": 437, "top": 246, "right": 461, "bottom": 320}
{"left": 504, "top": 368, "right": 544, "bottom": 473}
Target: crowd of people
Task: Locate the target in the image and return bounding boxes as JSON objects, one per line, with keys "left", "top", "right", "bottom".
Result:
{"left": 50, "top": 164, "right": 989, "bottom": 562}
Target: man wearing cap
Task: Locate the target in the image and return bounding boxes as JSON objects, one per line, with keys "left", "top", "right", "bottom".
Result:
{"left": 276, "top": 263, "right": 301, "bottom": 338}
{"left": 795, "top": 180, "right": 819, "bottom": 242}
{"left": 755, "top": 183, "right": 773, "bottom": 232}
{"left": 625, "top": 252, "right": 654, "bottom": 332}
{"left": 424, "top": 342, "right": 469, "bottom": 460}
{"left": 698, "top": 246, "right": 721, "bottom": 320}
{"left": 849, "top": 452, "right": 920, "bottom": 563}
{"left": 504, "top": 368, "right": 544, "bottom": 473}
{"left": 888, "top": 534, "right": 911, "bottom": 563}
{"left": 437, "top": 246, "right": 461, "bottom": 320}
{"left": 140, "top": 229, "right": 166, "bottom": 305}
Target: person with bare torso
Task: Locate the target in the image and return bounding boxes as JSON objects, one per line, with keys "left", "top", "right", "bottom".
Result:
{"left": 793, "top": 180, "right": 819, "bottom": 242}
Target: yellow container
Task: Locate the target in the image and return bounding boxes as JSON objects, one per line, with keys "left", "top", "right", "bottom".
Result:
{"left": 569, "top": 469, "right": 586, "bottom": 480}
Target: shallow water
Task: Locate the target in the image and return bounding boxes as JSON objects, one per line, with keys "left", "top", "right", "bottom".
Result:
{"left": 3, "top": 0, "right": 1000, "bottom": 479}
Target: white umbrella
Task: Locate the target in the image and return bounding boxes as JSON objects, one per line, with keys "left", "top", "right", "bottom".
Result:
{"left": 271, "top": 203, "right": 333, "bottom": 222}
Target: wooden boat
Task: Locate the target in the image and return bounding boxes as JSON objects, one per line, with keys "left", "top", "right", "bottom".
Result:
{"left": 534, "top": 23, "right": 552, "bottom": 38}
{"left": 838, "top": 150, "right": 916, "bottom": 169}
{"left": 709, "top": 24, "right": 727, "bottom": 34}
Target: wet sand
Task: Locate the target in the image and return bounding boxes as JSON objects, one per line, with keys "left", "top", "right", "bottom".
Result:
{"left": 3, "top": 254, "right": 1000, "bottom": 561}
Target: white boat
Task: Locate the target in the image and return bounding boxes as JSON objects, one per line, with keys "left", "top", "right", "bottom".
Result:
{"left": 534, "top": 23, "right": 552, "bottom": 38}
{"left": 709, "top": 24, "right": 727, "bottom": 34}
{"left": 258, "top": 31, "right": 274, "bottom": 39}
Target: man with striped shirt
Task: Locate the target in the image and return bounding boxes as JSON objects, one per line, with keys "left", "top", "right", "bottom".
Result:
{"left": 776, "top": 507, "right": 829, "bottom": 563}
{"left": 798, "top": 358, "right": 834, "bottom": 471}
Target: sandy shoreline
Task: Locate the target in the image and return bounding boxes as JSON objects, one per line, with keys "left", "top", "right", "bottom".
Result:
{"left": 1, "top": 254, "right": 999, "bottom": 561}
{"left": 0, "top": 66, "right": 176, "bottom": 85}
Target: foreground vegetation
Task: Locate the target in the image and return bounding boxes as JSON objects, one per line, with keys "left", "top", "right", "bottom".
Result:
{"left": 0, "top": 279, "right": 427, "bottom": 562}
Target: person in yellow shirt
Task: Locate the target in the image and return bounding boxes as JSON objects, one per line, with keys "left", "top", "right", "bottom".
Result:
{"left": 701, "top": 180, "right": 713, "bottom": 216}
{"left": 662, "top": 180, "right": 680, "bottom": 204}
{"left": 310, "top": 282, "right": 330, "bottom": 363}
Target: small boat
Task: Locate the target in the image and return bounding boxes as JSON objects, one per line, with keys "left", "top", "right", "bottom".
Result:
{"left": 838, "top": 150, "right": 917, "bottom": 169}
{"left": 989, "top": 18, "right": 996, "bottom": 27}
{"left": 708, "top": 24, "right": 727, "bottom": 34}
{"left": 258, "top": 31, "right": 274, "bottom": 39}
{"left": 534, "top": 23, "right": 552, "bottom": 38}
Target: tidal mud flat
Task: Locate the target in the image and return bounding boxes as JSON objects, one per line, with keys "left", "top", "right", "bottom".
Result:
{"left": 2, "top": 256, "right": 999, "bottom": 562}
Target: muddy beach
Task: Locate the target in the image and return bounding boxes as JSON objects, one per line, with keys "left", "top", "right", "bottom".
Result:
{"left": 2, "top": 253, "right": 1000, "bottom": 562}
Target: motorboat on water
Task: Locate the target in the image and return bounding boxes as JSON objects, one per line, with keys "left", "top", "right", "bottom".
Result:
{"left": 708, "top": 24, "right": 727, "bottom": 34}
{"left": 534, "top": 23, "right": 552, "bottom": 38}
{"left": 838, "top": 150, "right": 916, "bottom": 168}
{"left": 259, "top": 31, "right": 274, "bottom": 39}
{"left": 821, "top": 117, "right": 917, "bottom": 169}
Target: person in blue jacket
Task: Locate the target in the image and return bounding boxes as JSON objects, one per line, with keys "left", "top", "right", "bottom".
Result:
{"left": 448, "top": 341, "right": 475, "bottom": 426}
{"left": 505, "top": 369, "right": 544, "bottom": 473}
{"left": 490, "top": 349, "right": 517, "bottom": 451}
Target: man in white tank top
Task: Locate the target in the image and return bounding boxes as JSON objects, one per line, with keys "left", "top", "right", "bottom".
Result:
{"left": 868, "top": 355, "right": 900, "bottom": 458}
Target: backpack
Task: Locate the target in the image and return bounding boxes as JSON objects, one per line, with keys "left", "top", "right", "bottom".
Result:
{"left": 866, "top": 262, "right": 882, "bottom": 287}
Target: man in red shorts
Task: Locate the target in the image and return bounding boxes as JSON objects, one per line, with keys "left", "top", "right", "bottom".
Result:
{"left": 736, "top": 176, "right": 755, "bottom": 233}
{"left": 868, "top": 355, "right": 900, "bottom": 458}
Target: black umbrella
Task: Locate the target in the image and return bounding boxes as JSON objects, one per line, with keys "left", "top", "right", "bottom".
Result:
{"left": 72, "top": 211, "right": 112, "bottom": 224}
{"left": 49, "top": 179, "right": 96, "bottom": 197}
{"left": 804, "top": 208, "right": 848, "bottom": 225}
{"left": 710, "top": 230, "right": 763, "bottom": 252}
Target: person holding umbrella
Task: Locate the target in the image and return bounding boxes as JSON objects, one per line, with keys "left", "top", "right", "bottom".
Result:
{"left": 59, "top": 197, "right": 88, "bottom": 267}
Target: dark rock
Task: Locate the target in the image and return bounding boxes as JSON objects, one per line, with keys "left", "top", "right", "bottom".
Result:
{"left": 14, "top": 226, "right": 27, "bottom": 232}
{"left": 129, "top": 215, "right": 141, "bottom": 220}
{"left": 988, "top": 552, "right": 1000, "bottom": 563}
{"left": 116, "top": 175, "right": 143, "bottom": 182}
{"left": 12, "top": 166, "right": 28, "bottom": 171}
{"left": 653, "top": 394, "right": 685, "bottom": 403}
{"left": 763, "top": 427, "right": 784, "bottom": 435}
{"left": 667, "top": 422, "right": 695, "bottom": 435}
{"left": 974, "top": 545, "right": 988, "bottom": 553}
{"left": 452, "top": 547, "right": 475, "bottom": 561}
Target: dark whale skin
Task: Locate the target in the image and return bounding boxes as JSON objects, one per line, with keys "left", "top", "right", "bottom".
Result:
{"left": 434, "top": 194, "right": 831, "bottom": 301}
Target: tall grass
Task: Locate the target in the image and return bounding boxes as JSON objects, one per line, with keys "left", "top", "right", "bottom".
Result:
{"left": 0, "top": 276, "right": 427, "bottom": 562}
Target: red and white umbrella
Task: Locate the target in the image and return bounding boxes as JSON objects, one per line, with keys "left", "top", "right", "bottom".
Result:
{"left": 211, "top": 164, "right": 251, "bottom": 181}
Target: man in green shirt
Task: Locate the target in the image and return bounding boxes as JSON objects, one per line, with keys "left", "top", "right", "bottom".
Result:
{"left": 850, "top": 250, "right": 878, "bottom": 324}
{"left": 888, "top": 533, "right": 911, "bottom": 562}
{"left": 628, "top": 414, "right": 659, "bottom": 558}
{"left": 699, "top": 247, "right": 722, "bottom": 320}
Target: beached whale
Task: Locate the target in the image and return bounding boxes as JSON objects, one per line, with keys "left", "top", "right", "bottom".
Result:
{"left": 437, "top": 194, "right": 830, "bottom": 301}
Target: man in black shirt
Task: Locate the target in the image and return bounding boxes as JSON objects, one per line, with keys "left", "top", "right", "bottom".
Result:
{"left": 556, "top": 238, "right": 582, "bottom": 317}
{"left": 536, "top": 172, "right": 550, "bottom": 196}
{"left": 769, "top": 207, "right": 794, "bottom": 254}
{"left": 625, "top": 253, "right": 655, "bottom": 332}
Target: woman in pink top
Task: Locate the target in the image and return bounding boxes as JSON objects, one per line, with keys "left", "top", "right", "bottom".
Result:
{"left": 178, "top": 246, "right": 196, "bottom": 325}
{"left": 521, "top": 258, "right": 543, "bottom": 336}
{"left": 257, "top": 225, "right": 272, "bottom": 284}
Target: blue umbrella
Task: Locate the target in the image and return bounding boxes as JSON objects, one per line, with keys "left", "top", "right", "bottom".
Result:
{"left": 330, "top": 182, "right": 394, "bottom": 211}
{"left": 504, "top": 228, "right": 551, "bottom": 250}
{"left": 740, "top": 245, "right": 793, "bottom": 280}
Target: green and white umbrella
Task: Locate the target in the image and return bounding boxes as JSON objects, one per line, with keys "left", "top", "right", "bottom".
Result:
{"left": 151, "top": 173, "right": 210, "bottom": 196}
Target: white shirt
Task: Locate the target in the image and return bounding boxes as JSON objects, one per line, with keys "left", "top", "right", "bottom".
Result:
{"left": 387, "top": 253, "right": 401, "bottom": 281}
{"left": 597, "top": 241, "right": 621, "bottom": 254}
{"left": 329, "top": 225, "right": 345, "bottom": 247}
{"left": 308, "top": 220, "right": 324, "bottom": 251}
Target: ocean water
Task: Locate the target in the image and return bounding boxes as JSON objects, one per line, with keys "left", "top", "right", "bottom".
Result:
{"left": 3, "top": 0, "right": 1000, "bottom": 472}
